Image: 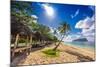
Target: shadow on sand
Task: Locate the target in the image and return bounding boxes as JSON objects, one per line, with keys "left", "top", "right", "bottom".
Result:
{"left": 65, "top": 50, "right": 94, "bottom": 62}
{"left": 11, "top": 43, "right": 53, "bottom": 66}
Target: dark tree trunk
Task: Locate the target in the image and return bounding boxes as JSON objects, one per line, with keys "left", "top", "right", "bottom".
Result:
{"left": 53, "top": 34, "right": 65, "bottom": 51}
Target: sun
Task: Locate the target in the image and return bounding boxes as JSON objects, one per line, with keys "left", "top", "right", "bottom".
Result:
{"left": 42, "top": 4, "right": 54, "bottom": 17}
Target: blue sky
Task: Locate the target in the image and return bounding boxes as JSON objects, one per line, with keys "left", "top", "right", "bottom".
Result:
{"left": 30, "top": 2, "right": 95, "bottom": 42}
{"left": 31, "top": 2, "right": 95, "bottom": 32}
{"left": 12, "top": 1, "right": 95, "bottom": 42}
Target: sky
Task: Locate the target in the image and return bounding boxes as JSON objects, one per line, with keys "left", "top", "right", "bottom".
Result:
{"left": 30, "top": 2, "right": 95, "bottom": 42}
{"left": 11, "top": 1, "right": 95, "bottom": 42}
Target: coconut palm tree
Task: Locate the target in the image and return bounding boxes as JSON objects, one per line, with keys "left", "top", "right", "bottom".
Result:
{"left": 53, "top": 22, "right": 71, "bottom": 51}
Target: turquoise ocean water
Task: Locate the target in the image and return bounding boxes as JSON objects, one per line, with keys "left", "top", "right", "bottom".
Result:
{"left": 64, "top": 41, "right": 95, "bottom": 50}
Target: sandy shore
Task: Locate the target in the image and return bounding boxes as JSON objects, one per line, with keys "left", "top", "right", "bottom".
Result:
{"left": 11, "top": 42, "right": 95, "bottom": 66}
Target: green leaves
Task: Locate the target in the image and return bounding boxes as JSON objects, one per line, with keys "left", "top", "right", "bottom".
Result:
{"left": 11, "top": 1, "right": 33, "bottom": 14}
{"left": 11, "top": 1, "right": 59, "bottom": 42}
{"left": 58, "top": 22, "right": 71, "bottom": 34}
{"left": 42, "top": 49, "right": 60, "bottom": 57}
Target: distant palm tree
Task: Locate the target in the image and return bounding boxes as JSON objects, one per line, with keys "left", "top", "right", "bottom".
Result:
{"left": 53, "top": 22, "right": 71, "bottom": 51}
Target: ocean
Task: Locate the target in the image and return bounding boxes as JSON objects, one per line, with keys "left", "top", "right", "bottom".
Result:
{"left": 64, "top": 41, "right": 95, "bottom": 50}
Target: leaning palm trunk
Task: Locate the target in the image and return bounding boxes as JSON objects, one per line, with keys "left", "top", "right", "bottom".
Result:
{"left": 53, "top": 34, "right": 65, "bottom": 51}
{"left": 12, "top": 33, "right": 19, "bottom": 58}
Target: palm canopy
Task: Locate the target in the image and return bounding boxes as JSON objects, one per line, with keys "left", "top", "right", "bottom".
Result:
{"left": 58, "top": 22, "right": 71, "bottom": 35}
{"left": 53, "top": 22, "right": 71, "bottom": 50}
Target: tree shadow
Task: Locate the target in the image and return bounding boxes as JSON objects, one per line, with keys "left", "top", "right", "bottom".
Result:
{"left": 11, "top": 51, "right": 28, "bottom": 67}
{"left": 11, "top": 43, "right": 53, "bottom": 66}
{"left": 64, "top": 50, "right": 94, "bottom": 62}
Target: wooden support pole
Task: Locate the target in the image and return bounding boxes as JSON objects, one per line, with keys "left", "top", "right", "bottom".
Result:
{"left": 27, "top": 34, "right": 32, "bottom": 55}
{"left": 26, "top": 36, "right": 29, "bottom": 46}
{"left": 12, "top": 33, "right": 19, "bottom": 58}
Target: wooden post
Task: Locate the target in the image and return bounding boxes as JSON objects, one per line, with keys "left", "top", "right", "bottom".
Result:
{"left": 27, "top": 34, "right": 32, "bottom": 55}
{"left": 26, "top": 36, "right": 29, "bottom": 46}
{"left": 12, "top": 33, "right": 19, "bottom": 58}
{"left": 30, "top": 34, "right": 32, "bottom": 45}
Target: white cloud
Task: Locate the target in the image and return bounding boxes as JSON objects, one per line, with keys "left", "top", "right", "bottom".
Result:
{"left": 31, "top": 15, "right": 38, "bottom": 19}
{"left": 75, "top": 15, "right": 95, "bottom": 42}
{"left": 49, "top": 27, "right": 61, "bottom": 40}
{"left": 49, "top": 27, "right": 60, "bottom": 34}
{"left": 62, "top": 34, "right": 82, "bottom": 42}
{"left": 31, "top": 15, "right": 38, "bottom": 23}
{"left": 49, "top": 27, "right": 54, "bottom": 33}
{"left": 82, "top": 23, "right": 95, "bottom": 34}
{"left": 49, "top": 27, "right": 72, "bottom": 41}
{"left": 71, "top": 9, "right": 79, "bottom": 19}
{"left": 82, "top": 24, "right": 95, "bottom": 42}
{"left": 86, "top": 36, "right": 95, "bottom": 42}
{"left": 50, "top": 14, "right": 95, "bottom": 42}
{"left": 91, "top": 15, "right": 95, "bottom": 22}
{"left": 75, "top": 17, "right": 93, "bottom": 29}
{"left": 63, "top": 35, "right": 72, "bottom": 42}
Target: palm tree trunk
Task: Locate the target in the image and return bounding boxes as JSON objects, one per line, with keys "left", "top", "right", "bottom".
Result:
{"left": 53, "top": 34, "right": 65, "bottom": 51}
{"left": 12, "top": 33, "right": 19, "bottom": 58}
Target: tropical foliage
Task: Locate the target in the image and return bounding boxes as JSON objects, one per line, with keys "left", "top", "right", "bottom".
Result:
{"left": 11, "top": 1, "right": 70, "bottom": 58}
{"left": 53, "top": 22, "right": 71, "bottom": 50}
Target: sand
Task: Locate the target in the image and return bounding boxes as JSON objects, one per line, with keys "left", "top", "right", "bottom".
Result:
{"left": 11, "top": 42, "right": 95, "bottom": 66}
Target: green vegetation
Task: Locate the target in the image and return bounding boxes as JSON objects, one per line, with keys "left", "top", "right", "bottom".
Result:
{"left": 42, "top": 49, "right": 60, "bottom": 57}
{"left": 53, "top": 22, "right": 71, "bottom": 51}
{"left": 11, "top": 1, "right": 70, "bottom": 58}
{"left": 18, "top": 38, "right": 26, "bottom": 43}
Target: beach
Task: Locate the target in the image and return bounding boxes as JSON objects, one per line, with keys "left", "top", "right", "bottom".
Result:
{"left": 11, "top": 42, "right": 95, "bottom": 66}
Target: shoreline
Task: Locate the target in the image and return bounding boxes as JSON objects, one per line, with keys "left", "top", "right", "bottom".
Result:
{"left": 62, "top": 42, "right": 95, "bottom": 52}
{"left": 11, "top": 42, "right": 95, "bottom": 65}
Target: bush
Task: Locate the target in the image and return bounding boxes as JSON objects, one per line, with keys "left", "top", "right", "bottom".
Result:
{"left": 18, "top": 38, "right": 26, "bottom": 43}
{"left": 42, "top": 49, "right": 60, "bottom": 57}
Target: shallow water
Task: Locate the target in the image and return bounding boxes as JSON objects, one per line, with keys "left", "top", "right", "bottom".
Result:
{"left": 64, "top": 41, "right": 95, "bottom": 50}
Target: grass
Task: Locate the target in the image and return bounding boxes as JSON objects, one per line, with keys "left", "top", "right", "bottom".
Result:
{"left": 42, "top": 49, "right": 60, "bottom": 57}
